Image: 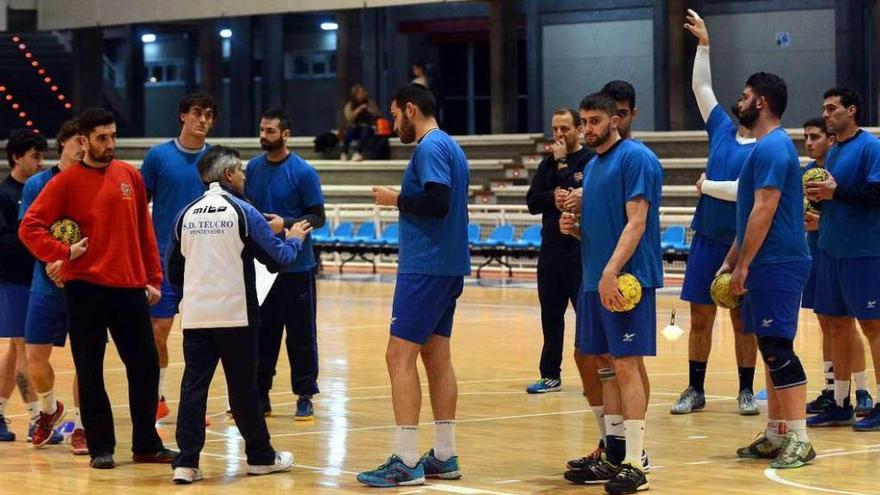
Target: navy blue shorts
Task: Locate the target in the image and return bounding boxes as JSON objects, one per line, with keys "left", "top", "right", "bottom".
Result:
{"left": 680, "top": 232, "right": 730, "bottom": 305}
{"left": 24, "top": 292, "right": 67, "bottom": 346}
{"left": 149, "top": 276, "right": 182, "bottom": 319}
{"left": 801, "top": 250, "right": 821, "bottom": 310}
{"left": 390, "top": 274, "right": 463, "bottom": 345}
{"left": 575, "top": 289, "right": 657, "bottom": 357}
{"left": 0, "top": 282, "right": 30, "bottom": 338}
{"left": 741, "top": 261, "right": 810, "bottom": 339}
{"left": 814, "top": 254, "right": 880, "bottom": 320}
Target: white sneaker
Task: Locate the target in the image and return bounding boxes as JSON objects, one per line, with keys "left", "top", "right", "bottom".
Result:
{"left": 247, "top": 451, "right": 294, "bottom": 475}
{"left": 352, "top": 152, "right": 364, "bottom": 162}
{"left": 339, "top": 152, "right": 349, "bottom": 161}
{"left": 172, "top": 467, "right": 203, "bottom": 484}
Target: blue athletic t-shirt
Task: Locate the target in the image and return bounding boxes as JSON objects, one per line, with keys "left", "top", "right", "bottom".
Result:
{"left": 691, "top": 105, "right": 755, "bottom": 245}
{"left": 580, "top": 138, "right": 664, "bottom": 291}
{"left": 735, "top": 128, "right": 809, "bottom": 266}
{"left": 818, "top": 129, "right": 880, "bottom": 258}
{"left": 19, "top": 166, "right": 63, "bottom": 297}
{"left": 398, "top": 129, "right": 471, "bottom": 276}
{"left": 803, "top": 161, "right": 820, "bottom": 255}
{"left": 245, "top": 152, "right": 324, "bottom": 273}
{"left": 140, "top": 139, "right": 210, "bottom": 257}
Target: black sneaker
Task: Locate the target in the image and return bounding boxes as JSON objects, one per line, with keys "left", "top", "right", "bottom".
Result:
{"left": 563, "top": 453, "right": 619, "bottom": 485}
{"left": 605, "top": 462, "right": 648, "bottom": 494}
{"left": 565, "top": 440, "right": 605, "bottom": 471}
{"left": 90, "top": 454, "right": 116, "bottom": 469}
{"left": 806, "top": 389, "right": 835, "bottom": 414}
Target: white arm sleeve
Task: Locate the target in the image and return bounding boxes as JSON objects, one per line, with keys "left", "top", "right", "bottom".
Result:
{"left": 701, "top": 179, "right": 738, "bottom": 202}
{"left": 692, "top": 45, "right": 717, "bottom": 122}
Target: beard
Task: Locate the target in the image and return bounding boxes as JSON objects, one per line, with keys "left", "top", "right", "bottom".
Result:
{"left": 585, "top": 125, "right": 612, "bottom": 149}
{"left": 736, "top": 100, "right": 759, "bottom": 129}
{"left": 396, "top": 114, "right": 417, "bottom": 144}
{"left": 87, "top": 146, "right": 113, "bottom": 164}
{"left": 260, "top": 137, "right": 285, "bottom": 152}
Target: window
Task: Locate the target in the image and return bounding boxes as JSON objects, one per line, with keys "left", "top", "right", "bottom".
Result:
{"left": 145, "top": 59, "right": 185, "bottom": 85}
{"left": 285, "top": 51, "right": 336, "bottom": 80}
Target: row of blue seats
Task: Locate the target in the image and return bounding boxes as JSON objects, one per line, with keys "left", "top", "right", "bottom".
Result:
{"left": 312, "top": 222, "right": 544, "bottom": 248}
{"left": 661, "top": 225, "right": 690, "bottom": 252}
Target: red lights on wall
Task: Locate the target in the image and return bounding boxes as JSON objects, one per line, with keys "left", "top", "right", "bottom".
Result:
{"left": 7, "top": 33, "right": 74, "bottom": 126}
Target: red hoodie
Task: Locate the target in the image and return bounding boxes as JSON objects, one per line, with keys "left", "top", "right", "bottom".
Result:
{"left": 19, "top": 160, "right": 162, "bottom": 289}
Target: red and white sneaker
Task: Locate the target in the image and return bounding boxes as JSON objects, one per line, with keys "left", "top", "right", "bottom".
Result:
{"left": 156, "top": 396, "right": 170, "bottom": 422}
{"left": 32, "top": 401, "right": 65, "bottom": 448}
{"left": 69, "top": 428, "right": 88, "bottom": 455}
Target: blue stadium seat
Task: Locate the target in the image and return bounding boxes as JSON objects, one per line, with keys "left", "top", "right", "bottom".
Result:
{"left": 339, "top": 221, "right": 376, "bottom": 245}
{"left": 311, "top": 224, "right": 332, "bottom": 243}
{"left": 473, "top": 224, "right": 515, "bottom": 247}
{"left": 508, "top": 224, "right": 542, "bottom": 248}
{"left": 661, "top": 225, "right": 689, "bottom": 251}
{"left": 366, "top": 223, "right": 399, "bottom": 246}
{"left": 328, "top": 222, "right": 354, "bottom": 243}
{"left": 468, "top": 223, "right": 482, "bottom": 244}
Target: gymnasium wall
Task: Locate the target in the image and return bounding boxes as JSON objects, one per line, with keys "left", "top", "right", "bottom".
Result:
{"left": 705, "top": 9, "right": 836, "bottom": 128}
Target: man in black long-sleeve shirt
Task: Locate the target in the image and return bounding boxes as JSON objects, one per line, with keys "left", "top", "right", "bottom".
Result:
{"left": 525, "top": 108, "right": 594, "bottom": 394}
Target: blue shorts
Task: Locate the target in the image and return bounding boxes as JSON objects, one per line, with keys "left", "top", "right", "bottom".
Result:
{"left": 24, "top": 292, "right": 68, "bottom": 346}
{"left": 390, "top": 274, "right": 463, "bottom": 345}
{"left": 741, "top": 261, "right": 810, "bottom": 339}
{"left": 680, "top": 232, "right": 730, "bottom": 305}
{"left": 149, "top": 276, "right": 182, "bottom": 319}
{"left": 801, "top": 250, "right": 821, "bottom": 310}
{"left": 0, "top": 282, "right": 30, "bottom": 338}
{"left": 575, "top": 289, "right": 657, "bottom": 357}
{"left": 814, "top": 254, "right": 880, "bottom": 320}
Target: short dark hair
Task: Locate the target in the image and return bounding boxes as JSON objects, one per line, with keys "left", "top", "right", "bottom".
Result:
{"left": 552, "top": 107, "right": 581, "bottom": 127}
{"left": 197, "top": 145, "right": 241, "bottom": 184}
{"left": 579, "top": 92, "right": 619, "bottom": 118}
{"left": 391, "top": 83, "right": 436, "bottom": 118}
{"left": 745, "top": 72, "right": 787, "bottom": 118}
{"left": 56, "top": 119, "right": 80, "bottom": 154}
{"left": 77, "top": 108, "right": 115, "bottom": 136}
{"left": 7, "top": 129, "right": 47, "bottom": 169}
{"left": 261, "top": 107, "right": 291, "bottom": 132}
{"left": 601, "top": 80, "right": 636, "bottom": 110}
{"left": 178, "top": 91, "right": 218, "bottom": 125}
{"left": 803, "top": 117, "right": 828, "bottom": 135}
{"left": 823, "top": 86, "right": 862, "bottom": 124}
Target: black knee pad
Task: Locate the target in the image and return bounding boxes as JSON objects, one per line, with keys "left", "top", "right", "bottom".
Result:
{"left": 757, "top": 336, "right": 806, "bottom": 389}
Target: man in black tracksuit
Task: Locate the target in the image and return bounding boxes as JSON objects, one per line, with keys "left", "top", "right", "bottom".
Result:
{"left": 525, "top": 108, "right": 594, "bottom": 394}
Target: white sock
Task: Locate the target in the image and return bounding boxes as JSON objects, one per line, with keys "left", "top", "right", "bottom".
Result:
{"left": 25, "top": 401, "right": 40, "bottom": 420}
{"left": 158, "top": 367, "right": 167, "bottom": 399}
{"left": 395, "top": 426, "right": 419, "bottom": 468}
{"left": 605, "top": 414, "right": 624, "bottom": 438}
{"left": 623, "top": 420, "right": 646, "bottom": 467}
{"left": 834, "top": 380, "right": 851, "bottom": 407}
{"left": 39, "top": 390, "right": 56, "bottom": 415}
{"left": 823, "top": 361, "right": 834, "bottom": 391}
{"left": 590, "top": 405, "right": 606, "bottom": 442}
{"left": 787, "top": 419, "right": 808, "bottom": 442}
{"left": 0, "top": 397, "right": 8, "bottom": 416}
{"left": 766, "top": 419, "right": 785, "bottom": 445}
{"left": 854, "top": 371, "right": 869, "bottom": 392}
{"left": 73, "top": 408, "right": 82, "bottom": 429}
{"left": 434, "top": 420, "right": 456, "bottom": 461}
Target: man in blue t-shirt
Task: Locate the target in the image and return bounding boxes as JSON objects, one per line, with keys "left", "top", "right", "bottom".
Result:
{"left": 20, "top": 120, "right": 87, "bottom": 452}
{"left": 560, "top": 92, "right": 663, "bottom": 494}
{"left": 357, "top": 84, "right": 469, "bottom": 488}
{"left": 720, "top": 72, "right": 813, "bottom": 469}
{"left": 673, "top": 10, "right": 759, "bottom": 416}
{"left": 245, "top": 107, "right": 325, "bottom": 421}
{"left": 806, "top": 87, "right": 880, "bottom": 431}
{"left": 139, "top": 92, "right": 215, "bottom": 421}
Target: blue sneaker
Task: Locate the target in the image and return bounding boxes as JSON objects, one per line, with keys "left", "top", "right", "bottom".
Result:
{"left": 856, "top": 390, "right": 874, "bottom": 417}
{"left": 526, "top": 378, "right": 561, "bottom": 394}
{"left": 27, "top": 421, "right": 64, "bottom": 444}
{"left": 0, "top": 415, "right": 15, "bottom": 441}
{"left": 420, "top": 449, "right": 461, "bottom": 479}
{"left": 295, "top": 395, "right": 314, "bottom": 421}
{"left": 356, "top": 455, "right": 425, "bottom": 487}
{"left": 854, "top": 404, "right": 880, "bottom": 431}
{"left": 807, "top": 404, "right": 855, "bottom": 427}
{"left": 756, "top": 389, "right": 768, "bottom": 401}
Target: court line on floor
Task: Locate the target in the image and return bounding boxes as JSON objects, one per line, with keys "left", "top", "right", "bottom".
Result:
{"left": 764, "top": 448, "right": 880, "bottom": 495}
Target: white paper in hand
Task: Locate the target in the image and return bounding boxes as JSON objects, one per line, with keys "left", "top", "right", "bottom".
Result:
{"left": 254, "top": 260, "right": 277, "bottom": 305}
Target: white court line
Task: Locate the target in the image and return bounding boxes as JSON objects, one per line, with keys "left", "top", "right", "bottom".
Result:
{"left": 765, "top": 448, "right": 880, "bottom": 495}
{"left": 684, "top": 460, "right": 712, "bottom": 465}
{"left": 494, "top": 480, "right": 521, "bottom": 484}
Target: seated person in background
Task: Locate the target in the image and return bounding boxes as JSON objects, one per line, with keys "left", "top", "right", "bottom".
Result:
{"left": 341, "top": 84, "right": 381, "bottom": 161}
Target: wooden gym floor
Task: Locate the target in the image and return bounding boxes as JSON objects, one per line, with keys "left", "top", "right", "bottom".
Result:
{"left": 0, "top": 275, "right": 876, "bottom": 494}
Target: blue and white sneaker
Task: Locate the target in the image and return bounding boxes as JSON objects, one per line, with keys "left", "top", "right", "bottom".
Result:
{"left": 26, "top": 421, "right": 64, "bottom": 444}
{"left": 357, "top": 455, "right": 425, "bottom": 487}
{"left": 854, "top": 404, "right": 880, "bottom": 431}
{"left": 0, "top": 415, "right": 14, "bottom": 442}
{"left": 420, "top": 449, "right": 461, "bottom": 480}
{"left": 856, "top": 390, "right": 874, "bottom": 417}
{"left": 526, "top": 378, "right": 561, "bottom": 394}
{"left": 806, "top": 404, "right": 855, "bottom": 427}
{"left": 295, "top": 395, "right": 314, "bottom": 421}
